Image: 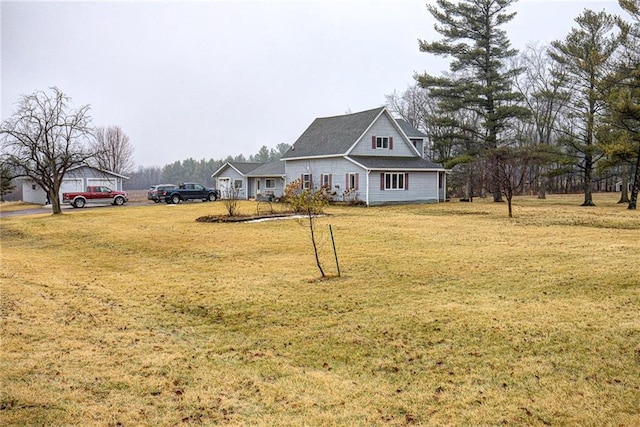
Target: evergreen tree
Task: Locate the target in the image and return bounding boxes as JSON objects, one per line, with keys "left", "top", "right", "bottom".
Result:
{"left": 549, "top": 9, "right": 625, "bottom": 206}
{"left": 0, "top": 161, "right": 16, "bottom": 202}
{"left": 600, "top": 0, "right": 640, "bottom": 209}
{"left": 417, "top": 0, "right": 530, "bottom": 202}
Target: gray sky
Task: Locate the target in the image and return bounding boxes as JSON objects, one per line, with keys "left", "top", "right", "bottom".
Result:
{"left": 1, "top": 0, "right": 625, "bottom": 168}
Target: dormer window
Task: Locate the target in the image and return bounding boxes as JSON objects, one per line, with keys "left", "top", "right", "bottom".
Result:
{"left": 371, "top": 135, "right": 394, "bottom": 150}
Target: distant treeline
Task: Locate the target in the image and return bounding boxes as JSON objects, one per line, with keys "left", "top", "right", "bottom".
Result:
{"left": 125, "top": 143, "right": 290, "bottom": 190}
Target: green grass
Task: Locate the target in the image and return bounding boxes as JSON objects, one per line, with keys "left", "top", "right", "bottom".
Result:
{"left": 1, "top": 194, "right": 639, "bottom": 426}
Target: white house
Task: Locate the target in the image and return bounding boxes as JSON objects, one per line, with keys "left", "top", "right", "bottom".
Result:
{"left": 280, "top": 107, "right": 447, "bottom": 206}
{"left": 211, "top": 161, "right": 286, "bottom": 201}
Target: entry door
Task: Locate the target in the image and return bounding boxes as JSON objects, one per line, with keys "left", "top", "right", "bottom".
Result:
{"left": 218, "top": 178, "right": 230, "bottom": 199}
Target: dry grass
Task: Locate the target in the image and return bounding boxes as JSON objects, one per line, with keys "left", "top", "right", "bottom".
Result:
{"left": 1, "top": 194, "right": 639, "bottom": 426}
{"left": 0, "top": 202, "right": 43, "bottom": 213}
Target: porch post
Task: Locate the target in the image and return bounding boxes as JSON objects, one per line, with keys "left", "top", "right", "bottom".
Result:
{"left": 366, "top": 170, "right": 370, "bottom": 207}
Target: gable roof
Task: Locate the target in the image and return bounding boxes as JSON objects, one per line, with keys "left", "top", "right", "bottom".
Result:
{"left": 68, "top": 165, "right": 130, "bottom": 180}
{"left": 281, "top": 107, "right": 386, "bottom": 159}
{"left": 246, "top": 161, "right": 285, "bottom": 177}
{"left": 211, "top": 161, "right": 262, "bottom": 178}
{"left": 228, "top": 162, "right": 262, "bottom": 174}
{"left": 396, "top": 119, "right": 427, "bottom": 139}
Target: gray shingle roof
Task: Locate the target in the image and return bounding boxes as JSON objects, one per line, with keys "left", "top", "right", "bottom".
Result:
{"left": 228, "top": 162, "right": 262, "bottom": 174}
{"left": 246, "top": 161, "right": 285, "bottom": 176}
{"left": 348, "top": 156, "right": 443, "bottom": 170}
{"left": 396, "top": 119, "right": 428, "bottom": 138}
{"left": 281, "top": 107, "right": 385, "bottom": 158}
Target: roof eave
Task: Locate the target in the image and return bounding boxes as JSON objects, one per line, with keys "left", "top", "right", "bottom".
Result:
{"left": 344, "top": 107, "right": 386, "bottom": 155}
{"left": 282, "top": 154, "right": 344, "bottom": 161}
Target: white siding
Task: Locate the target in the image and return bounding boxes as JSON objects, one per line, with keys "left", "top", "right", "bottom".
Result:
{"left": 367, "top": 171, "right": 439, "bottom": 205}
{"left": 285, "top": 159, "right": 441, "bottom": 206}
{"left": 251, "top": 177, "right": 285, "bottom": 199}
{"left": 21, "top": 180, "right": 46, "bottom": 204}
{"left": 87, "top": 178, "right": 118, "bottom": 189}
{"left": 20, "top": 168, "right": 124, "bottom": 204}
{"left": 215, "top": 166, "right": 249, "bottom": 199}
{"left": 285, "top": 158, "right": 367, "bottom": 202}
{"left": 349, "top": 113, "right": 416, "bottom": 157}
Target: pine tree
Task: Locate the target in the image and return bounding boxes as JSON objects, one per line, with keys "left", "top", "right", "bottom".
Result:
{"left": 417, "top": 0, "right": 530, "bottom": 202}
{"left": 549, "top": 9, "right": 624, "bottom": 206}
{"left": 602, "top": 0, "right": 640, "bottom": 209}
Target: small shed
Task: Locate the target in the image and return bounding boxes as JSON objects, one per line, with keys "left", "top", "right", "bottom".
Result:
{"left": 21, "top": 166, "right": 129, "bottom": 205}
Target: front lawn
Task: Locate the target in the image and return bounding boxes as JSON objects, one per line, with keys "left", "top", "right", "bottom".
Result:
{"left": 1, "top": 194, "right": 638, "bottom": 426}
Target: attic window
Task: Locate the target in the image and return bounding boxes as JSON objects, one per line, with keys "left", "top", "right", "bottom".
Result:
{"left": 372, "top": 136, "right": 393, "bottom": 150}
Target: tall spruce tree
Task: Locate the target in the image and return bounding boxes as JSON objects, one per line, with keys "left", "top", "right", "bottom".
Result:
{"left": 417, "top": 0, "right": 529, "bottom": 202}
{"left": 549, "top": 9, "right": 624, "bottom": 206}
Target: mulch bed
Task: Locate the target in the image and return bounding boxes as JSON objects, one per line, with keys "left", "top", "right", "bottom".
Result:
{"left": 196, "top": 212, "right": 302, "bottom": 223}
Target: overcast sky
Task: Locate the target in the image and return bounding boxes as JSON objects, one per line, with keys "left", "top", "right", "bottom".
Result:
{"left": 1, "top": 0, "right": 625, "bottom": 168}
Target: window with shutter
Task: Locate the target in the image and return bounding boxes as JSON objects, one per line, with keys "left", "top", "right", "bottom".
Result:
{"left": 321, "top": 173, "right": 331, "bottom": 188}
{"left": 347, "top": 173, "right": 358, "bottom": 190}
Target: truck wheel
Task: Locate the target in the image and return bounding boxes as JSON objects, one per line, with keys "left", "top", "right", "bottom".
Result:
{"left": 73, "top": 198, "right": 86, "bottom": 208}
{"left": 114, "top": 196, "right": 125, "bottom": 206}
{"left": 208, "top": 193, "right": 217, "bottom": 202}
{"left": 171, "top": 194, "right": 181, "bottom": 204}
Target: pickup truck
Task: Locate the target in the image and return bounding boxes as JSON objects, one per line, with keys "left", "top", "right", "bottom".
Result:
{"left": 62, "top": 186, "right": 129, "bottom": 208}
{"left": 163, "top": 182, "right": 219, "bottom": 204}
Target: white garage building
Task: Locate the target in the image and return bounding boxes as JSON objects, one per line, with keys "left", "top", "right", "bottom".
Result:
{"left": 21, "top": 166, "right": 129, "bottom": 205}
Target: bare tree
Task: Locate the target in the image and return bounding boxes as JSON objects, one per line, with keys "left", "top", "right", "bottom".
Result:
{"left": 92, "top": 125, "right": 135, "bottom": 176}
{"left": 513, "top": 43, "right": 573, "bottom": 198}
{"left": 0, "top": 87, "right": 95, "bottom": 214}
{"left": 385, "top": 85, "right": 431, "bottom": 131}
{"left": 283, "top": 178, "right": 329, "bottom": 278}
{"left": 494, "top": 145, "right": 530, "bottom": 218}
{"left": 222, "top": 182, "right": 242, "bottom": 217}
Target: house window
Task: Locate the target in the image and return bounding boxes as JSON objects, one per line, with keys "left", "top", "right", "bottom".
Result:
{"left": 347, "top": 173, "right": 359, "bottom": 190}
{"left": 321, "top": 173, "right": 332, "bottom": 189}
{"left": 234, "top": 180, "right": 243, "bottom": 189}
{"left": 384, "top": 172, "right": 406, "bottom": 190}
{"left": 302, "top": 173, "right": 311, "bottom": 189}
{"left": 266, "top": 179, "right": 275, "bottom": 189}
{"left": 372, "top": 135, "right": 394, "bottom": 150}
{"left": 257, "top": 180, "right": 261, "bottom": 192}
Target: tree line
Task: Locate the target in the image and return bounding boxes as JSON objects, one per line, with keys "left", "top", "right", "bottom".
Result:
{"left": 124, "top": 143, "right": 291, "bottom": 191}
{"left": 2, "top": 0, "right": 638, "bottom": 213}
{"left": 386, "top": 0, "right": 639, "bottom": 212}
